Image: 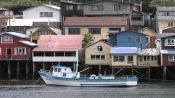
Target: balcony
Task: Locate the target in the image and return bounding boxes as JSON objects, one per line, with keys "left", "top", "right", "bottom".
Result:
{"left": 0, "top": 55, "right": 32, "bottom": 61}
{"left": 32, "top": 56, "right": 78, "bottom": 62}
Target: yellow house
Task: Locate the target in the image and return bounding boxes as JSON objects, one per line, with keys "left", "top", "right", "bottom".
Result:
{"left": 110, "top": 47, "right": 138, "bottom": 67}
{"left": 26, "top": 25, "right": 61, "bottom": 43}
{"left": 156, "top": 7, "right": 175, "bottom": 33}
{"left": 64, "top": 16, "right": 129, "bottom": 42}
{"left": 139, "top": 27, "right": 157, "bottom": 48}
{"left": 85, "top": 40, "right": 112, "bottom": 75}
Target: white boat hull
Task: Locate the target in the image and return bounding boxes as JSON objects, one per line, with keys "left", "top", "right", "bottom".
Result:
{"left": 39, "top": 71, "right": 138, "bottom": 87}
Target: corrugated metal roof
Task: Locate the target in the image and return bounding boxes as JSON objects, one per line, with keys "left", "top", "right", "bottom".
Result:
{"left": 137, "top": 48, "right": 159, "bottom": 56}
{"left": 20, "top": 41, "right": 38, "bottom": 47}
{"left": 33, "top": 35, "right": 83, "bottom": 52}
{"left": 161, "top": 50, "right": 175, "bottom": 54}
{"left": 64, "top": 16, "right": 128, "bottom": 26}
{"left": 0, "top": 32, "right": 29, "bottom": 38}
{"left": 7, "top": 19, "right": 59, "bottom": 26}
{"left": 43, "top": 4, "right": 60, "bottom": 10}
{"left": 110, "top": 47, "right": 137, "bottom": 54}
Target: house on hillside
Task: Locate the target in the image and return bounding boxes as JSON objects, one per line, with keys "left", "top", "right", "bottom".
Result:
{"left": 64, "top": 16, "right": 129, "bottom": 42}
{"left": 7, "top": 4, "right": 61, "bottom": 33}
{"left": 32, "top": 35, "right": 83, "bottom": 70}
{"left": 156, "top": 7, "right": 175, "bottom": 34}
{"left": 26, "top": 25, "right": 61, "bottom": 43}
{"left": 0, "top": 32, "right": 37, "bottom": 61}
{"left": 108, "top": 31, "right": 147, "bottom": 48}
{"left": 139, "top": 27, "right": 157, "bottom": 48}
{"left": 158, "top": 33, "right": 175, "bottom": 66}
{"left": 85, "top": 40, "right": 112, "bottom": 75}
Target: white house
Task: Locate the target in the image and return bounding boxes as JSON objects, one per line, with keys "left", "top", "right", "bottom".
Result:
{"left": 6, "top": 4, "right": 61, "bottom": 32}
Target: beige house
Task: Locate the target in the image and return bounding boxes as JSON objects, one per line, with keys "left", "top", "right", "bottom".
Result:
{"left": 110, "top": 47, "right": 138, "bottom": 67}
{"left": 156, "top": 7, "right": 175, "bottom": 33}
{"left": 85, "top": 40, "right": 112, "bottom": 65}
{"left": 64, "top": 16, "right": 129, "bottom": 42}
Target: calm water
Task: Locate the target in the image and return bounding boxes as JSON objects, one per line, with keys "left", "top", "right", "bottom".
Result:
{"left": 0, "top": 81, "right": 175, "bottom": 98}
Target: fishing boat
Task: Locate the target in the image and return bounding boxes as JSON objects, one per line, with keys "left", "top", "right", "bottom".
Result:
{"left": 38, "top": 65, "right": 138, "bottom": 87}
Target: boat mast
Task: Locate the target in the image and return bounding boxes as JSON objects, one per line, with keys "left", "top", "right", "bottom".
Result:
{"left": 76, "top": 49, "right": 79, "bottom": 73}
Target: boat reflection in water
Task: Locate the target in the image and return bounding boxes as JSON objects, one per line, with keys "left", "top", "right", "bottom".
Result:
{"left": 38, "top": 65, "right": 138, "bottom": 87}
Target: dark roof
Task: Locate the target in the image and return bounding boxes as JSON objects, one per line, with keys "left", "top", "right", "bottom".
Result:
{"left": 82, "top": 0, "right": 141, "bottom": 6}
{"left": 64, "top": 16, "right": 128, "bottom": 27}
{"left": 108, "top": 30, "right": 147, "bottom": 36}
{"left": 157, "top": 33, "right": 175, "bottom": 39}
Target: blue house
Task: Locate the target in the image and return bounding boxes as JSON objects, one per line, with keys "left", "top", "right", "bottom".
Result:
{"left": 108, "top": 31, "right": 147, "bottom": 49}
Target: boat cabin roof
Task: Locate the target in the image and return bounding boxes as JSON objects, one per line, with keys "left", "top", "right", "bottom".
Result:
{"left": 52, "top": 65, "right": 69, "bottom": 69}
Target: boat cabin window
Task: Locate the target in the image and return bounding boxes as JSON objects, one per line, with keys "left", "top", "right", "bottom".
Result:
{"left": 54, "top": 68, "right": 57, "bottom": 72}
{"left": 58, "top": 68, "right": 61, "bottom": 72}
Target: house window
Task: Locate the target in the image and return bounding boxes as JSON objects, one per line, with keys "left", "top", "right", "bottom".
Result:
{"left": 40, "top": 12, "right": 53, "bottom": 17}
{"left": 128, "top": 56, "right": 133, "bottom": 63}
{"left": 168, "top": 22, "right": 173, "bottom": 27}
{"left": 68, "top": 28, "right": 80, "bottom": 34}
{"left": 15, "top": 48, "right": 26, "bottom": 55}
{"left": 39, "top": 31, "right": 47, "bottom": 35}
{"left": 165, "top": 39, "right": 175, "bottom": 46}
{"left": 114, "top": 4, "right": 121, "bottom": 10}
{"left": 143, "top": 56, "right": 147, "bottom": 61}
{"left": 91, "top": 5, "right": 104, "bottom": 11}
{"left": 91, "top": 55, "right": 105, "bottom": 60}
{"left": 109, "top": 28, "right": 121, "bottom": 32}
{"left": 113, "top": 56, "right": 124, "bottom": 62}
{"left": 132, "top": 16, "right": 142, "bottom": 21}
{"left": 66, "top": 5, "right": 73, "bottom": 10}
{"left": 97, "top": 46, "right": 103, "bottom": 52}
{"left": 1, "top": 35, "right": 13, "bottom": 43}
{"left": 169, "top": 55, "right": 175, "bottom": 62}
{"left": 89, "top": 28, "right": 101, "bottom": 34}
{"left": 136, "top": 36, "right": 140, "bottom": 43}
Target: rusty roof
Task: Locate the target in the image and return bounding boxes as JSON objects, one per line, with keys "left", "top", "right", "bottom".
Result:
{"left": 64, "top": 16, "right": 128, "bottom": 27}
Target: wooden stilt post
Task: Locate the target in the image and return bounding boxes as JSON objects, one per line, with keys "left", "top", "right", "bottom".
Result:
{"left": 98, "top": 65, "right": 101, "bottom": 75}
{"left": 33, "top": 62, "right": 35, "bottom": 80}
{"left": 17, "top": 61, "right": 20, "bottom": 79}
{"left": 0, "top": 61, "right": 2, "bottom": 79}
{"left": 163, "top": 66, "right": 167, "bottom": 80}
{"left": 42, "top": 62, "right": 45, "bottom": 70}
{"left": 111, "top": 67, "right": 113, "bottom": 75}
{"left": 8, "top": 61, "right": 10, "bottom": 80}
{"left": 148, "top": 67, "right": 151, "bottom": 80}
{"left": 131, "top": 66, "right": 134, "bottom": 75}
{"left": 26, "top": 61, "right": 29, "bottom": 80}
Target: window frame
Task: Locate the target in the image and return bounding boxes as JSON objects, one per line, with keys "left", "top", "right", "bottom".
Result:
{"left": 165, "top": 38, "right": 175, "bottom": 46}
{"left": 15, "top": 47, "right": 26, "bottom": 55}
{"left": 97, "top": 46, "right": 103, "bottom": 52}
{"left": 1, "top": 35, "right": 13, "bottom": 43}
{"left": 68, "top": 28, "right": 80, "bottom": 35}
{"left": 91, "top": 55, "right": 105, "bottom": 60}
{"left": 89, "top": 28, "right": 101, "bottom": 34}
{"left": 40, "top": 12, "right": 53, "bottom": 17}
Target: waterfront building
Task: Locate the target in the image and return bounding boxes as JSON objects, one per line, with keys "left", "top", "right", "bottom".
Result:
{"left": 158, "top": 33, "right": 175, "bottom": 66}
{"left": 64, "top": 16, "right": 129, "bottom": 42}
{"left": 0, "top": 32, "right": 37, "bottom": 79}
{"left": 32, "top": 35, "right": 83, "bottom": 71}
{"left": 85, "top": 40, "right": 112, "bottom": 75}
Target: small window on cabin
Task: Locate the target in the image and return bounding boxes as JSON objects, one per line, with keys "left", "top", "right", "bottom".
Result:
{"left": 119, "top": 56, "right": 124, "bottom": 62}
{"left": 40, "top": 12, "right": 53, "bottom": 17}
{"left": 15, "top": 48, "right": 26, "bottom": 55}
{"left": 54, "top": 68, "right": 57, "bottom": 72}
{"left": 89, "top": 28, "right": 101, "bottom": 34}
{"left": 136, "top": 37, "right": 140, "bottom": 43}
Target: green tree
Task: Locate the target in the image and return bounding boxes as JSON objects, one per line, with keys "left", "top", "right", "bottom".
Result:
{"left": 83, "top": 34, "right": 94, "bottom": 46}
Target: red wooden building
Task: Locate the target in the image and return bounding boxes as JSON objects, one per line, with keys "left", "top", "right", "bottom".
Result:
{"left": 159, "top": 33, "right": 175, "bottom": 66}
{"left": 0, "top": 32, "right": 37, "bottom": 61}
